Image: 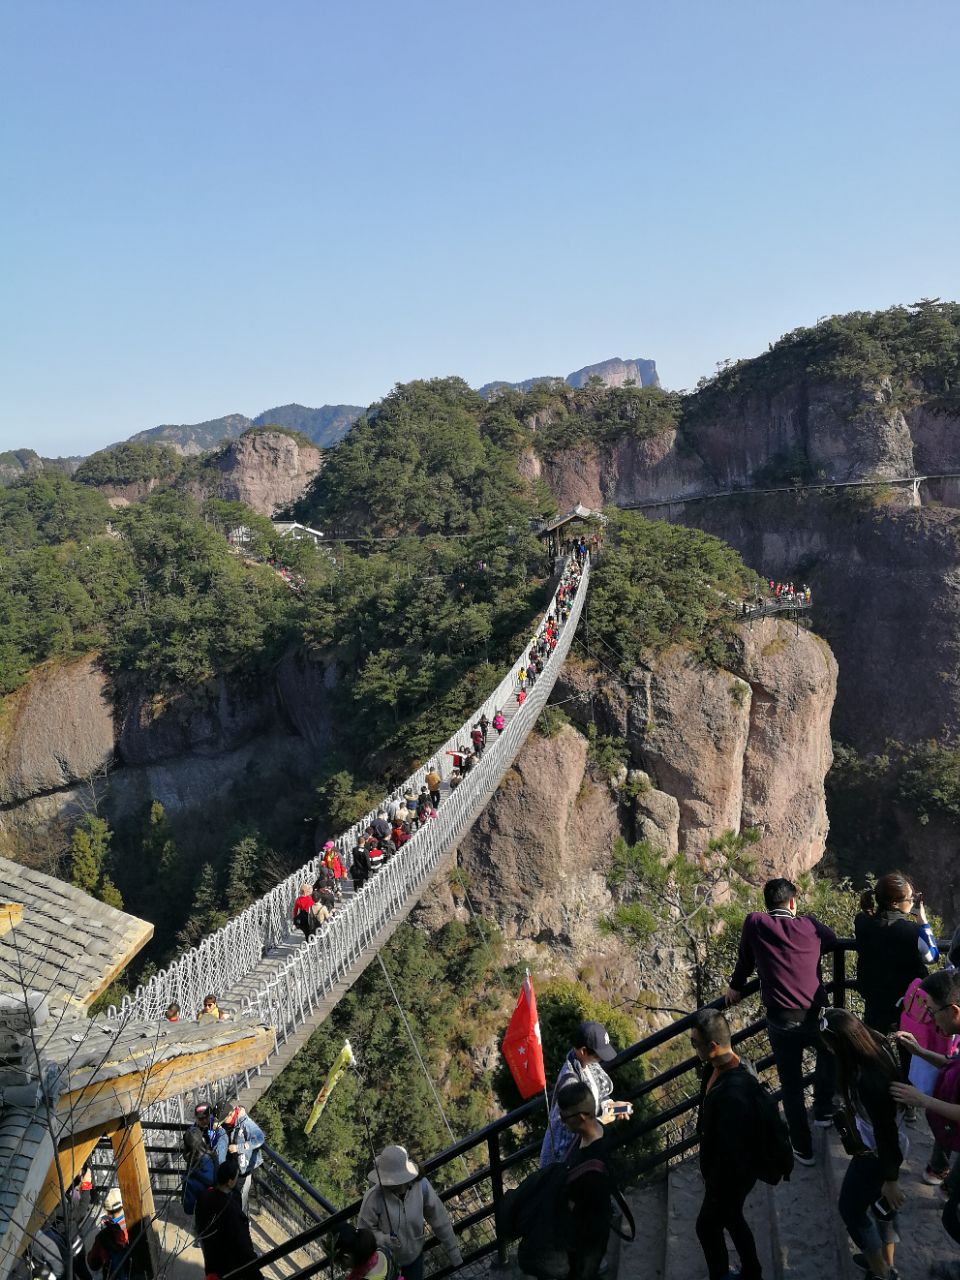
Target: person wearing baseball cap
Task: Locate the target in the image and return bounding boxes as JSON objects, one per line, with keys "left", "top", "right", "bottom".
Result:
{"left": 539, "top": 1019, "right": 632, "bottom": 1167}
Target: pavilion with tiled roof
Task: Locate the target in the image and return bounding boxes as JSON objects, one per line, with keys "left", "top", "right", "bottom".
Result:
{"left": 0, "top": 858, "right": 274, "bottom": 1280}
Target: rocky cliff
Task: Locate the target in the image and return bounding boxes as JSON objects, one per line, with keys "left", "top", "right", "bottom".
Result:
{"left": 0, "top": 649, "right": 337, "bottom": 861}
{"left": 679, "top": 489, "right": 960, "bottom": 752}
{"left": 479, "top": 355, "right": 660, "bottom": 398}
{"left": 419, "top": 617, "right": 836, "bottom": 1001}
{"left": 197, "top": 430, "right": 323, "bottom": 517}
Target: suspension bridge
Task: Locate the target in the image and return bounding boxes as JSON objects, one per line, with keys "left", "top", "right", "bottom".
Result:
{"left": 106, "top": 557, "right": 591, "bottom": 1116}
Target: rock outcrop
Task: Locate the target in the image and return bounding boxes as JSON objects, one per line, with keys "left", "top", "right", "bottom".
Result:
{"left": 199, "top": 430, "right": 323, "bottom": 517}
{"left": 0, "top": 657, "right": 114, "bottom": 805}
{"left": 420, "top": 618, "right": 837, "bottom": 1001}
{"left": 682, "top": 490, "right": 960, "bottom": 752}
{"left": 0, "top": 650, "right": 338, "bottom": 858}
{"left": 521, "top": 430, "right": 706, "bottom": 510}
{"left": 417, "top": 723, "right": 645, "bottom": 1004}
{"left": 479, "top": 356, "right": 660, "bottom": 398}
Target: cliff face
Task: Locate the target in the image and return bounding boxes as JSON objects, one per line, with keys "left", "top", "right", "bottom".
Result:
{"left": 522, "top": 431, "right": 707, "bottom": 510}
{"left": 0, "top": 650, "right": 338, "bottom": 858}
{"left": 681, "top": 491, "right": 960, "bottom": 752}
{"left": 687, "top": 379, "right": 917, "bottom": 487}
{"left": 419, "top": 619, "right": 837, "bottom": 1001}
{"left": 534, "top": 387, "right": 960, "bottom": 752}
{"left": 0, "top": 657, "right": 114, "bottom": 805}
{"left": 535, "top": 384, "right": 960, "bottom": 510}
{"left": 199, "top": 430, "right": 323, "bottom": 517}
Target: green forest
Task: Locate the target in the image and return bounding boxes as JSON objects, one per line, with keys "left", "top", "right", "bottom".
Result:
{"left": 5, "top": 306, "right": 956, "bottom": 1202}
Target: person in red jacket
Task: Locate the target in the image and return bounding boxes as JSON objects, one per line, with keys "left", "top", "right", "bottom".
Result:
{"left": 320, "top": 840, "right": 346, "bottom": 879}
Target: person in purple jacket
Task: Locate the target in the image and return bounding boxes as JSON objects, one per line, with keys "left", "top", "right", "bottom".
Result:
{"left": 725, "top": 877, "right": 838, "bottom": 1165}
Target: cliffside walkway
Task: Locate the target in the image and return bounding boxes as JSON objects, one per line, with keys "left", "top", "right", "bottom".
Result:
{"left": 106, "top": 557, "right": 590, "bottom": 1116}
{"left": 619, "top": 468, "right": 960, "bottom": 514}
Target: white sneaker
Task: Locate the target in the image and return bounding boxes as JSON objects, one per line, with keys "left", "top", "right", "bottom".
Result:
{"left": 792, "top": 1149, "right": 815, "bottom": 1167}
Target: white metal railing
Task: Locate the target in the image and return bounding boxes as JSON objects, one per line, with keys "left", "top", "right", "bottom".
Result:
{"left": 109, "top": 556, "right": 588, "bottom": 1103}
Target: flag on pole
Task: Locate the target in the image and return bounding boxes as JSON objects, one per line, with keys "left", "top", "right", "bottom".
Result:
{"left": 304, "top": 1040, "right": 356, "bottom": 1134}
{"left": 501, "top": 973, "right": 546, "bottom": 1099}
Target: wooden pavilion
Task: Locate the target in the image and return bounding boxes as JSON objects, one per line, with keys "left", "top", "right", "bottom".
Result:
{"left": 0, "top": 858, "right": 274, "bottom": 1280}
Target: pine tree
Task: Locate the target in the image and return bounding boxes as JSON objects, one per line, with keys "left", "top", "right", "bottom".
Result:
{"left": 69, "top": 815, "right": 111, "bottom": 894}
{"left": 176, "top": 864, "right": 228, "bottom": 949}
{"left": 99, "top": 875, "right": 124, "bottom": 910}
{"left": 225, "top": 835, "right": 261, "bottom": 914}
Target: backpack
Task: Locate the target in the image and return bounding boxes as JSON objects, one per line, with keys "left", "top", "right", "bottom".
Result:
{"left": 730, "top": 1072, "right": 794, "bottom": 1185}
{"left": 930, "top": 1054, "right": 960, "bottom": 1153}
{"left": 500, "top": 1156, "right": 635, "bottom": 1277}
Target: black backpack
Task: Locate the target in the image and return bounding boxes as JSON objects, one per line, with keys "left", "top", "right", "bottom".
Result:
{"left": 499, "top": 1157, "right": 635, "bottom": 1276}
{"left": 742, "top": 1075, "right": 794, "bottom": 1185}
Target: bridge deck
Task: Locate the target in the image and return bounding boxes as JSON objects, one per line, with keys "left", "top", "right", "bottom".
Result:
{"left": 120, "top": 559, "right": 589, "bottom": 1118}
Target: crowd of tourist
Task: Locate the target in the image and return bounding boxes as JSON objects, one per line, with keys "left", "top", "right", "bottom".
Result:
{"left": 287, "top": 559, "right": 584, "bottom": 942}
{"left": 706, "top": 871, "right": 960, "bottom": 1280}
{"left": 740, "top": 579, "right": 813, "bottom": 615}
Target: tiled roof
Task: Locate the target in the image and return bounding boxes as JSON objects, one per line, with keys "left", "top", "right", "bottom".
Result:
{"left": 0, "top": 858, "right": 152, "bottom": 1009}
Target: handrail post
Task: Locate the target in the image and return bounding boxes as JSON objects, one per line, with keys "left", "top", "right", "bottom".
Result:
{"left": 487, "top": 1130, "right": 508, "bottom": 1268}
{"left": 834, "top": 944, "right": 847, "bottom": 1009}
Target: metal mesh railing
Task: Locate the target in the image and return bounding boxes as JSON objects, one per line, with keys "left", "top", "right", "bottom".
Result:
{"left": 106, "top": 557, "right": 589, "bottom": 1109}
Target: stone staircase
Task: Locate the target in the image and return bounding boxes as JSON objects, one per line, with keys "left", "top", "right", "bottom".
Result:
{"left": 616, "top": 1121, "right": 957, "bottom": 1280}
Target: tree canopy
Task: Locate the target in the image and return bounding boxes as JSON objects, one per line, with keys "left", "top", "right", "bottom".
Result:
{"left": 587, "top": 511, "right": 760, "bottom": 667}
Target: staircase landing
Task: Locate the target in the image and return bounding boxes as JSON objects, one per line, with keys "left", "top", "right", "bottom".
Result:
{"left": 617, "top": 1120, "right": 957, "bottom": 1280}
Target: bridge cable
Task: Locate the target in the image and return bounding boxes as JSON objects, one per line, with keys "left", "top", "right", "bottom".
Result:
{"left": 373, "top": 953, "right": 485, "bottom": 1211}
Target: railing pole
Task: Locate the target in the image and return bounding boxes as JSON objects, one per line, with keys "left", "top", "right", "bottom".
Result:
{"left": 487, "top": 1130, "right": 508, "bottom": 1268}
{"left": 834, "top": 944, "right": 847, "bottom": 1009}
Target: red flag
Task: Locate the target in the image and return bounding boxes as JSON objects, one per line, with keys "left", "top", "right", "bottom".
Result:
{"left": 501, "top": 973, "right": 546, "bottom": 1099}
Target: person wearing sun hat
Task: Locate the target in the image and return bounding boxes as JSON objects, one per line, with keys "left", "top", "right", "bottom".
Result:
{"left": 356, "top": 1144, "right": 462, "bottom": 1280}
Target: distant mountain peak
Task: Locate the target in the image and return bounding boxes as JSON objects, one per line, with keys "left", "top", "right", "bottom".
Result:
{"left": 478, "top": 355, "right": 659, "bottom": 398}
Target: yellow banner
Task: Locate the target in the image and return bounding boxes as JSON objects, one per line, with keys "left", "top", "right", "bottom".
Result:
{"left": 304, "top": 1040, "right": 355, "bottom": 1134}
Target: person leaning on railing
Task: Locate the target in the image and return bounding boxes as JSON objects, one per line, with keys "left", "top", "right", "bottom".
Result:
{"left": 854, "top": 871, "right": 939, "bottom": 1033}
{"left": 725, "top": 877, "right": 838, "bottom": 1166}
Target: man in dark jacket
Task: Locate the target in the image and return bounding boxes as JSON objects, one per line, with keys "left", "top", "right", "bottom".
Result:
{"left": 350, "top": 842, "right": 372, "bottom": 891}
{"left": 726, "top": 876, "right": 837, "bottom": 1164}
{"left": 692, "top": 1009, "right": 764, "bottom": 1280}
{"left": 195, "top": 1162, "right": 258, "bottom": 1278}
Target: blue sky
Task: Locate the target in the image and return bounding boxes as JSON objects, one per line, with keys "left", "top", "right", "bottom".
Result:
{"left": 2, "top": 0, "right": 958, "bottom": 456}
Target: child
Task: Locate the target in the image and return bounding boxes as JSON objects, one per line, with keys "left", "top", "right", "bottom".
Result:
{"left": 336, "top": 1226, "right": 398, "bottom": 1280}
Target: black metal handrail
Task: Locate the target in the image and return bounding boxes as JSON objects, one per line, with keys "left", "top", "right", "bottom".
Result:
{"left": 214, "top": 939, "right": 866, "bottom": 1280}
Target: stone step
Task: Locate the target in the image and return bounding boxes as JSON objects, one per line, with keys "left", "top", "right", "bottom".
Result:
{"left": 768, "top": 1126, "right": 850, "bottom": 1280}
{"left": 821, "top": 1115, "right": 958, "bottom": 1280}
{"left": 615, "top": 1181, "right": 667, "bottom": 1280}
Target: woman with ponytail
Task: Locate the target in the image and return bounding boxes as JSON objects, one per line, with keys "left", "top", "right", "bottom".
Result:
{"left": 819, "top": 1008, "right": 906, "bottom": 1280}
{"left": 855, "top": 871, "right": 939, "bottom": 1033}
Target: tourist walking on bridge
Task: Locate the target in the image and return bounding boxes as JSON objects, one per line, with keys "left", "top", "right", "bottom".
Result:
{"left": 726, "top": 877, "right": 837, "bottom": 1165}
{"left": 357, "top": 1145, "right": 462, "bottom": 1280}
{"left": 424, "top": 765, "right": 441, "bottom": 807}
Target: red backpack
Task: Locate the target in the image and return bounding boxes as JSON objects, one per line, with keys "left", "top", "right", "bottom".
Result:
{"left": 929, "top": 1054, "right": 960, "bottom": 1152}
